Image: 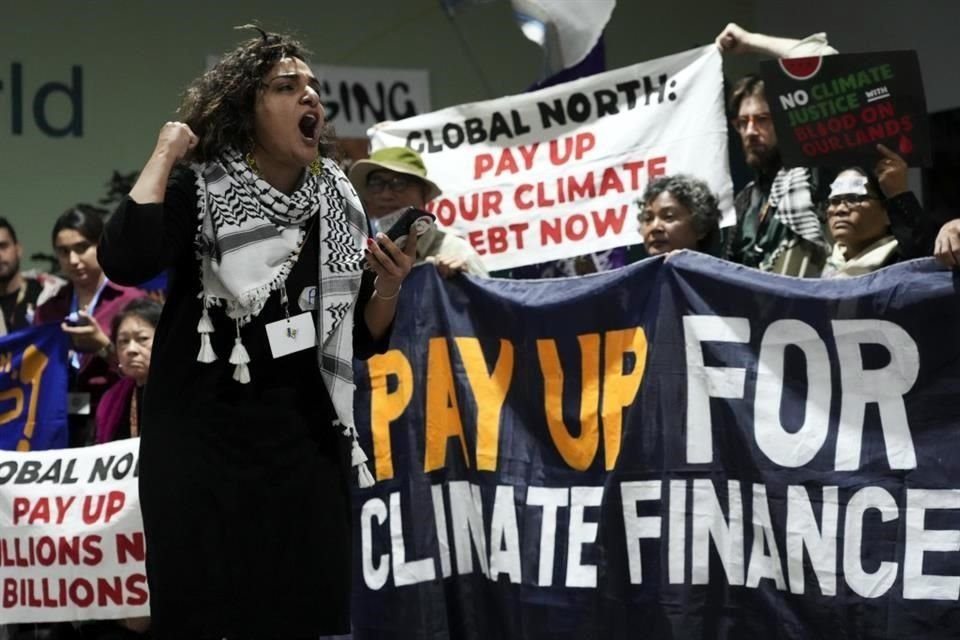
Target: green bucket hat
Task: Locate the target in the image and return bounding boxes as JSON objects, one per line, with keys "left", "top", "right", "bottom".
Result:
{"left": 349, "top": 147, "right": 443, "bottom": 203}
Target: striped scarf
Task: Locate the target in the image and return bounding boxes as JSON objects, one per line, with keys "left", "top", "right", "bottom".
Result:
{"left": 192, "top": 149, "right": 375, "bottom": 486}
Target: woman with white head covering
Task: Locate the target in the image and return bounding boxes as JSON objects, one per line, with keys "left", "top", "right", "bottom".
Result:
{"left": 822, "top": 144, "right": 935, "bottom": 277}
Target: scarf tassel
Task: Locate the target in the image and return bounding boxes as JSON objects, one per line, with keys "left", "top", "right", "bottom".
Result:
{"left": 351, "top": 438, "right": 369, "bottom": 466}
{"left": 196, "top": 307, "right": 218, "bottom": 363}
{"left": 338, "top": 419, "right": 375, "bottom": 488}
{"left": 356, "top": 459, "right": 375, "bottom": 489}
{"left": 229, "top": 336, "right": 251, "bottom": 384}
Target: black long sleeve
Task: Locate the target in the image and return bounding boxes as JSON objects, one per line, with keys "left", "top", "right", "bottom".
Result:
{"left": 99, "top": 169, "right": 197, "bottom": 286}
{"left": 886, "top": 191, "right": 936, "bottom": 261}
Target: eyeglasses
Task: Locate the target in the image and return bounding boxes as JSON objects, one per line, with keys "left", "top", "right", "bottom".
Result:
{"left": 731, "top": 113, "right": 773, "bottom": 132}
{"left": 826, "top": 194, "right": 880, "bottom": 209}
{"left": 367, "top": 174, "right": 418, "bottom": 194}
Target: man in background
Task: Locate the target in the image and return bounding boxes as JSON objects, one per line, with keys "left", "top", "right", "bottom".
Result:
{"left": 0, "top": 217, "right": 63, "bottom": 335}
{"left": 716, "top": 23, "right": 836, "bottom": 275}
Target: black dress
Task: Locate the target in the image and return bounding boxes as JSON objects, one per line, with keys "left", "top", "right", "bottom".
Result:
{"left": 100, "top": 170, "right": 379, "bottom": 639}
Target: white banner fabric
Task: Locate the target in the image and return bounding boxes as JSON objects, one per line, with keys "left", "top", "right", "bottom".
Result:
{"left": 369, "top": 46, "right": 734, "bottom": 271}
{"left": 0, "top": 439, "right": 147, "bottom": 623}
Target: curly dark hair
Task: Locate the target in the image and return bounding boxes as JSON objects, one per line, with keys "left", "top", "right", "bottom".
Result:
{"left": 638, "top": 174, "right": 722, "bottom": 251}
{"left": 178, "top": 25, "right": 335, "bottom": 163}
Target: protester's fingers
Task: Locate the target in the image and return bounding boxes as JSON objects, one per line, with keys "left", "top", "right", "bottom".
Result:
{"left": 364, "top": 252, "right": 395, "bottom": 283}
{"left": 363, "top": 243, "right": 388, "bottom": 271}
{"left": 875, "top": 144, "right": 906, "bottom": 176}
{"left": 363, "top": 247, "right": 379, "bottom": 269}
{"left": 76, "top": 310, "right": 103, "bottom": 329}
{"left": 874, "top": 156, "right": 890, "bottom": 177}
{"left": 934, "top": 227, "right": 950, "bottom": 267}
{"left": 949, "top": 232, "right": 960, "bottom": 269}
{"left": 403, "top": 234, "right": 419, "bottom": 259}
{"left": 437, "top": 258, "right": 466, "bottom": 278}
{"left": 366, "top": 238, "right": 404, "bottom": 278}
{"left": 936, "top": 228, "right": 960, "bottom": 268}
{"left": 874, "top": 145, "right": 908, "bottom": 197}
{"left": 61, "top": 323, "right": 94, "bottom": 336}
{"left": 158, "top": 121, "right": 198, "bottom": 161}
{"left": 715, "top": 23, "right": 747, "bottom": 53}
{"left": 376, "top": 234, "right": 415, "bottom": 274}
{"left": 876, "top": 143, "right": 903, "bottom": 163}
{"left": 375, "top": 234, "right": 404, "bottom": 262}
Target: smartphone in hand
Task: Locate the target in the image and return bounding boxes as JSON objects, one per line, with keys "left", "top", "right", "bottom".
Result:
{"left": 378, "top": 207, "right": 437, "bottom": 250}
{"left": 65, "top": 311, "right": 90, "bottom": 327}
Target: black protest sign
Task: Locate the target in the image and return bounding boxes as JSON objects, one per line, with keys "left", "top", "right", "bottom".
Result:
{"left": 759, "top": 51, "right": 931, "bottom": 167}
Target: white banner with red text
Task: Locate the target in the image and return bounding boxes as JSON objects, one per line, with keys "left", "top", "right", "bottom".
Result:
{"left": 0, "top": 438, "right": 147, "bottom": 623}
{"left": 368, "top": 45, "right": 734, "bottom": 271}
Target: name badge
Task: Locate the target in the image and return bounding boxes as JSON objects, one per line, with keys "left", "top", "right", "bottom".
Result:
{"left": 68, "top": 392, "right": 91, "bottom": 416}
{"left": 298, "top": 286, "right": 318, "bottom": 311}
{"left": 265, "top": 311, "right": 317, "bottom": 359}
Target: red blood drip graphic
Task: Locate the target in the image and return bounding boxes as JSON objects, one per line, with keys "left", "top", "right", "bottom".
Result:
{"left": 898, "top": 135, "right": 913, "bottom": 156}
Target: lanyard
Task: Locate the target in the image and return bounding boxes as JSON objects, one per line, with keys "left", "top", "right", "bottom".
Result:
{"left": 70, "top": 277, "right": 109, "bottom": 319}
{"left": 130, "top": 390, "right": 140, "bottom": 438}
{"left": 69, "top": 277, "right": 109, "bottom": 370}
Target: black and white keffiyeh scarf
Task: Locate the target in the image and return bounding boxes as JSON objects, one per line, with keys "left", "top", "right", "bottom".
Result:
{"left": 768, "top": 167, "right": 828, "bottom": 248}
{"left": 192, "top": 148, "right": 375, "bottom": 486}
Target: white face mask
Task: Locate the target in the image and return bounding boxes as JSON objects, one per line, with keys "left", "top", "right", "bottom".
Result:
{"left": 369, "top": 207, "right": 407, "bottom": 236}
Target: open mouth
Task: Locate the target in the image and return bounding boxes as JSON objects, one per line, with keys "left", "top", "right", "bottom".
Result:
{"left": 298, "top": 113, "right": 320, "bottom": 143}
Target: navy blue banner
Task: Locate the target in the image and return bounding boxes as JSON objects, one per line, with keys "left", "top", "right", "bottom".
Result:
{"left": 0, "top": 324, "right": 70, "bottom": 451}
{"left": 352, "top": 254, "right": 960, "bottom": 639}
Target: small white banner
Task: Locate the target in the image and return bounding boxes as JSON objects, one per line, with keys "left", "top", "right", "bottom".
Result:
{"left": 369, "top": 46, "right": 734, "bottom": 271}
{"left": 0, "top": 439, "right": 148, "bottom": 623}
{"left": 205, "top": 56, "right": 431, "bottom": 140}
{"left": 315, "top": 64, "right": 431, "bottom": 139}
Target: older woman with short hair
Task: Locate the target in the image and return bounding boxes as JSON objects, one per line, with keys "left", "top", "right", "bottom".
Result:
{"left": 637, "top": 174, "right": 722, "bottom": 256}
{"left": 94, "top": 297, "right": 162, "bottom": 444}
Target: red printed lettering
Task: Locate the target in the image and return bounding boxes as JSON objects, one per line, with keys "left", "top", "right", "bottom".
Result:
{"left": 81, "top": 491, "right": 125, "bottom": 525}
{"left": 115, "top": 532, "right": 146, "bottom": 564}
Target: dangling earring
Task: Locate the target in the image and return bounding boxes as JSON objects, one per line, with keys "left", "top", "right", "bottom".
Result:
{"left": 245, "top": 152, "right": 260, "bottom": 176}
{"left": 309, "top": 158, "right": 322, "bottom": 177}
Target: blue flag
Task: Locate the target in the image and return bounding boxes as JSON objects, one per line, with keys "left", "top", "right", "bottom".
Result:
{"left": 0, "top": 323, "right": 70, "bottom": 451}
